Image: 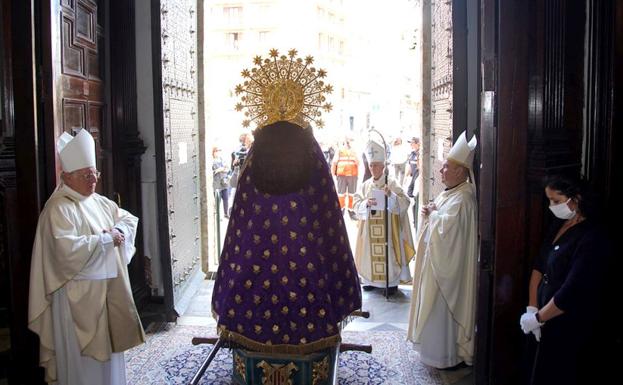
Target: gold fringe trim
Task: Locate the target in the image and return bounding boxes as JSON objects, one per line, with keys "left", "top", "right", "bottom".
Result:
{"left": 217, "top": 329, "right": 341, "bottom": 355}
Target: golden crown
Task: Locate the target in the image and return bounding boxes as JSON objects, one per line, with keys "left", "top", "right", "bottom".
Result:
{"left": 234, "top": 49, "right": 333, "bottom": 129}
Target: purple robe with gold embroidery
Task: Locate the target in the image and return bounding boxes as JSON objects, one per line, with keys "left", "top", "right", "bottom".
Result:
{"left": 211, "top": 142, "right": 361, "bottom": 354}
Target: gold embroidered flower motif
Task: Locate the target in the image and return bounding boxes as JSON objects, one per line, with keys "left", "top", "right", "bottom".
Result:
{"left": 234, "top": 245, "right": 240, "bottom": 254}
{"left": 237, "top": 324, "right": 244, "bottom": 333}
{"left": 236, "top": 229, "right": 242, "bottom": 238}
{"left": 299, "top": 307, "right": 307, "bottom": 317}
{"left": 290, "top": 321, "right": 297, "bottom": 331}
{"left": 281, "top": 306, "right": 289, "bottom": 315}
{"left": 239, "top": 208, "right": 245, "bottom": 217}
{"left": 253, "top": 235, "right": 261, "bottom": 244}
{"left": 307, "top": 232, "right": 314, "bottom": 241}
{"left": 234, "top": 294, "right": 242, "bottom": 304}
{"left": 311, "top": 204, "right": 318, "bottom": 213}
{"left": 263, "top": 250, "right": 271, "bottom": 259}
{"left": 307, "top": 262, "right": 315, "bottom": 272}
{"left": 245, "top": 250, "right": 252, "bottom": 259}
{"left": 289, "top": 231, "right": 297, "bottom": 240}
{"left": 299, "top": 217, "right": 308, "bottom": 226}
{"left": 271, "top": 264, "right": 279, "bottom": 274}
{"left": 300, "top": 337, "right": 307, "bottom": 344}
{"left": 245, "top": 310, "right": 253, "bottom": 319}
{"left": 289, "top": 291, "right": 297, "bottom": 301}
{"left": 289, "top": 201, "right": 297, "bottom": 210}
{"left": 307, "top": 323, "right": 315, "bottom": 332}
{"left": 228, "top": 309, "right": 235, "bottom": 318}
{"left": 281, "top": 245, "right": 289, "bottom": 255}
{"left": 289, "top": 261, "right": 297, "bottom": 271}
{"left": 271, "top": 234, "right": 278, "bottom": 244}
{"left": 281, "top": 216, "right": 289, "bottom": 225}
{"left": 271, "top": 295, "right": 279, "bottom": 304}
{"left": 272, "top": 324, "right": 280, "bottom": 334}
{"left": 228, "top": 279, "right": 235, "bottom": 288}
{"left": 253, "top": 295, "right": 261, "bottom": 305}
{"left": 263, "top": 280, "right": 271, "bottom": 289}
{"left": 242, "top": 192, "right": 248, "bottom": 201}
{"left": 247, "top": 220, "right": 253, "bottom": 229}
{"left": 299, "top": 277, "right": 307, "bottom": 287}
{"left": 272, "top": 204, "right": 279, "bottom": 213}
{"left": 281, "top": 276, "right": 289, "bottom": 285}
{"left": 253, "top": 204, "right": 261, "bottom": 214}
{"left": 252, "top": 265, "right": 261, "bottom": 274}
{"left": 282, "top": 334, "right": 290, "bottom": 343}
{"left": 326, "top": 324, "right": 334, "bottom": 333}
{"left": 299, "top": 247, "right": 307, "bottom": 256}
{"left": 263, "top": 219, "right": 271, "bottom": 229}
{"left": 307, "top": 293, "right": 315, "bottom": 302}
{"left": 244, "top": 280, "right": 253, "bottom": 289}
{"left": 318, "top": 309, "right": 326, "bottom": 318}
{"left": 313, "top": 220, "right": 320, "bottom": 230}
{"left": 264, "top": 310, "right": 272, "bottom": 319}
{"left": 254, "top": 325, "right": 262, "bottom": 334}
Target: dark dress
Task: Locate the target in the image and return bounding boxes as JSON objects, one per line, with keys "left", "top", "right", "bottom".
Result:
{"left": 212, "top": 141, "right": 362, "bottom": 354}
{"left": 525, "top": 219, "right": 609, "bottom": 385}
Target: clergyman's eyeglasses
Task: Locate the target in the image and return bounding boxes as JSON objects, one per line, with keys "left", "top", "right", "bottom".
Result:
{"left": 76, "top": 171, "right": 101, "bottom": 181}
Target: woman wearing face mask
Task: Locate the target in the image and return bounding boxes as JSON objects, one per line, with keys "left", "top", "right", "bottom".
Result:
{"left": 520, "top": 175, "right": 610, "bottom": 385}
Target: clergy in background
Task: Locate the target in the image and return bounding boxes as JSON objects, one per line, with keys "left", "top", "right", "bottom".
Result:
{"left": 28, "top": 129, "right": 145, "bottom": 384}
{"left": 352, "top": 140, "right": 415, "bottom": 296}
{"left": 407, "top": 131, "right": 478, "bottom": 369}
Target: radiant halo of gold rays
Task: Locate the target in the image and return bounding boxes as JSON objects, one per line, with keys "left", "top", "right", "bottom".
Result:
{"left": 234, "top": 49, "right": 333, "bottom": 129}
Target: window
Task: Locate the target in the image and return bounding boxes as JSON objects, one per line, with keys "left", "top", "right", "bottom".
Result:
{"left": 259, "top": 31, "right": 270, "bottom": 42}
{"left": 226, "top": 32, "right": 241, "bottom": 50}
{"left": 223, "top": 6, "right": 242, "bottom": 24}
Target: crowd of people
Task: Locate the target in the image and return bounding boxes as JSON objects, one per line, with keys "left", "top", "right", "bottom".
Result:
{"left": 27, "top": 125, "right": 610, "bottom": 385}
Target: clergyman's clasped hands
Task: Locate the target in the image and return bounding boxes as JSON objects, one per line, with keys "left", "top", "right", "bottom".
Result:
{"left": 520, "top": 306, "right": 544, "bottom": 341}
{"left": 103, "top": 227, "right": 125, "bottom": 247}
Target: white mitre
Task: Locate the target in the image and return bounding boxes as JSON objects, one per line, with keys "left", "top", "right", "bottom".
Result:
{"left": 365, "top": 140, "right": 386, "bottom": 163}
{"left": 447, "top": 131, "right": 477, "bottom": 169}
{"left": 57, "top": 129, "right": 96, "bottom": 172}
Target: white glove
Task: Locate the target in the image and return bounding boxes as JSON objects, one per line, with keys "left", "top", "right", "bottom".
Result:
{"left": 525, "top": 306, "right": 541, "bottom": 341}
{"left": 520, "top": 307, "right": 543, "bottom": 334}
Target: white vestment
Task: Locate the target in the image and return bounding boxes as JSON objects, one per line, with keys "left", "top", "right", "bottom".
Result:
{"left": 353, "top": 175, "right": 415, "bottom": 287}
{"left": 407, "top": 181, "right": 478, "bottom": 368}
{"left": 28, "top": 185, "right": 145, "bottom": 384}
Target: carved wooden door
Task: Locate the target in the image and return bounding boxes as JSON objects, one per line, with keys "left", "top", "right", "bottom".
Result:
{"left": 47, "top": 0, "right": 112, "bottom": 196}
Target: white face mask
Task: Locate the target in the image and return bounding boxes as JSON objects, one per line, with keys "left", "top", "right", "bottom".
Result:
{"left": 549, "top": 198, "right": 576, "bottom": 219}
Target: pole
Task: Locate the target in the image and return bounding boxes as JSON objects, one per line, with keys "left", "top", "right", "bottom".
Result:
{"left": 368, "top": 129, "right": 390, "bottom": 300}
